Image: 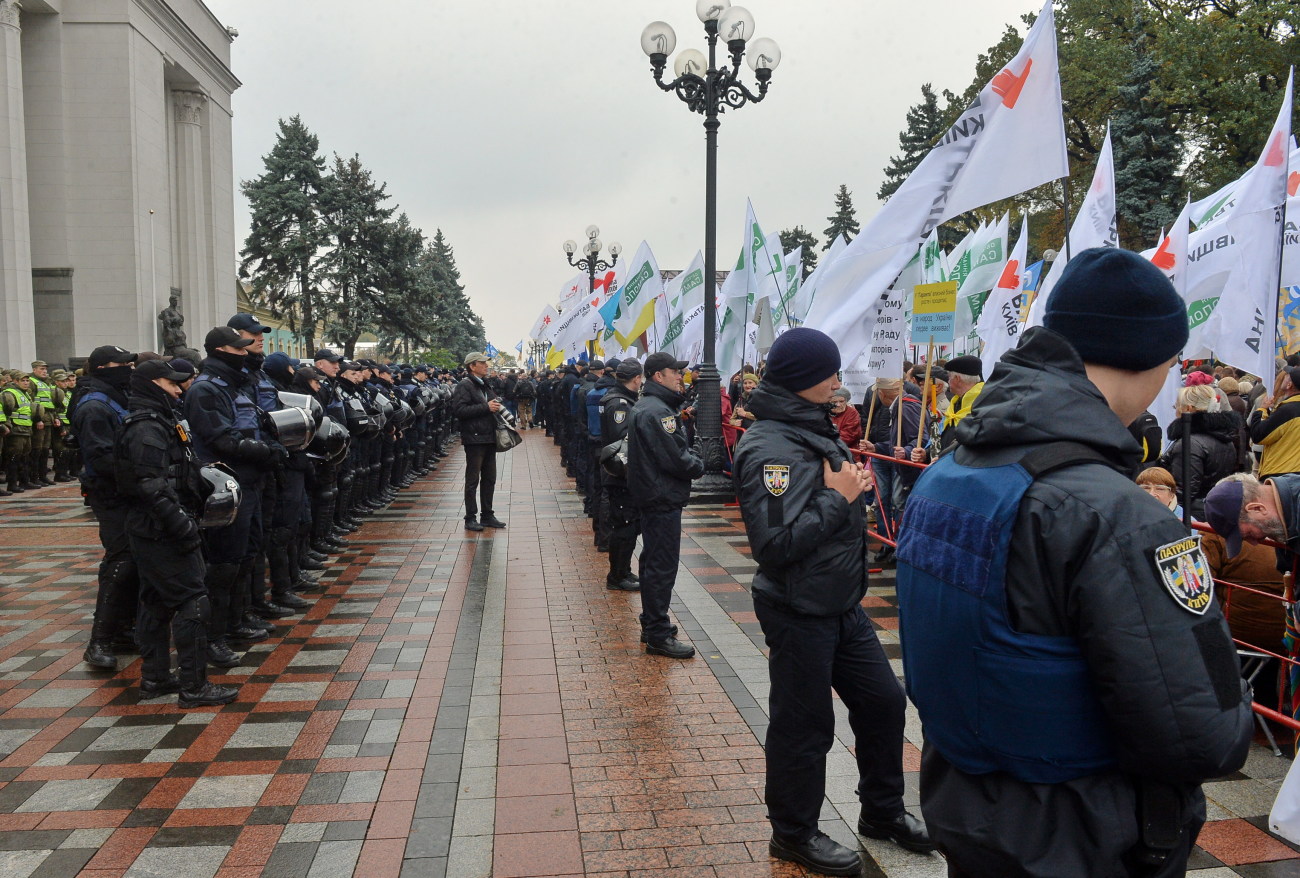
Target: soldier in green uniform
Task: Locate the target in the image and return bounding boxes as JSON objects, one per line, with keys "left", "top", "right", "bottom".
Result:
{"left": 0, "top": 373, "right": 10, "bottom": 496}
{"left": 28, "top": 361, "right": 58, "bottom": 486}
{"left": 50, "top": 370, "right": 77, "bottom": 482}
{"left": 2, "top": 373, "right": 37, "bottom": 491}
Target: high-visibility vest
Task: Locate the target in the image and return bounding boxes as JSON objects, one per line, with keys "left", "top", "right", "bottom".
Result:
{"left": 30, "top": 377, "right": 54, "bottom": 410}
{"left": 2, "top": 388, "right": 32, "bottom": 427}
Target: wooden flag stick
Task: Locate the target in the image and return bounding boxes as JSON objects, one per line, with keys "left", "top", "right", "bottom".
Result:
{"left": 863, "top": 387, "right": 878, "bottom": 448}
{"left": 918, "top": 337, "right": 934, "bottom": 449}
{"left": 896, "top": 372, "right": 906, "bottom": 450}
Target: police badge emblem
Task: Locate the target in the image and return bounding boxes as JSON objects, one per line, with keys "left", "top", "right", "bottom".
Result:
{"left": 614, "top": 410, "right": 626, "bottom": 425}
{"left": 1152, "top": 536, "right": 1214, "bottom": 615}
{"left": 763, "top": 465, "right": 790, "bottom": 496}
{"left": 660, "top": 416, "right": 677, "bottom": 434}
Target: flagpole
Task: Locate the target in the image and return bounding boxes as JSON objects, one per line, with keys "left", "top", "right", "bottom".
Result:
{"left": 918, "top": 338, "right": 934, "bottom": 449}
{"left": 1060, "top": 177, "right": 1074, "bottom": 261}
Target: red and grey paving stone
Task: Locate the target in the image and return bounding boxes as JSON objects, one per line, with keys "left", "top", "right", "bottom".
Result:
{"left": 0, "top": 435, "right": 1295, "bottom": 877}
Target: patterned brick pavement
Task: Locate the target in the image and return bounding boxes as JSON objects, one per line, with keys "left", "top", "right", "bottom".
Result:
{"left": 0, "top": 434, "right": 1294, "bottom": 876}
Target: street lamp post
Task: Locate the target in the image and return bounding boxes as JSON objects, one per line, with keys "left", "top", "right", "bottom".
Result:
{"left": 640, "top": 2, "right": 781, "bottom": 500}
{"left": 563, "top": 226, "right": 621, "bottom": 359}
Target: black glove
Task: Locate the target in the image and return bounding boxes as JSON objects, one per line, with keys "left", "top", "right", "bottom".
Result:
{"left": 235, "top": 438, "right": 273, "bottom": 463}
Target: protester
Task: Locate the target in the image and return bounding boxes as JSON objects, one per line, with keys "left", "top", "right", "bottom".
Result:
{"left": 936, "top": 355, "right": 983, "bottom": 453}
{"left": 1159, "top": 384, "right": 1240, "bottom": 518}
{"left": 828, "top": 388, "right": 862, "bottom": 448}
{"left": 734, "top": 327, "right": 931, "bottom": 876}
{"left": 1248, "top": 366, "right": 1300, "bottom": 478}
{"left": 896, "top": 247, "right": 1252, "bottom": 877}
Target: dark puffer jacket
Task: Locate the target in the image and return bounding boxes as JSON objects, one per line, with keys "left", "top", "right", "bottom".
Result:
{"left": 627, "top": 379, "right": 703, "bottom": 510}
{"left": 733, "top": 382, "right": 867, "bottom": 617}
{"left": 916, "top": 327, "right": 1252, "bottom": 878}
{"left": 1158, "top": 411, "right": 1240, "bottom": 519}
{"left": 450, "top": 375, "right": 496, "bottom": 445}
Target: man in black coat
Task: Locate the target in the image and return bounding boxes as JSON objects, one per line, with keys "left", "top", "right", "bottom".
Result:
{"left": 451, "top": 352, "right": 505, "bottom": 532}
{"left": 69, "top": 345, "right": 140, "bottom": 669}
{"left": 628, "top": 352, "right": 704, "bottom": 658}
{"left": 599, "top": 359, "right": 643, "bottom": 591}
{"left": 734, "top": 329, "right": 930, "bottom": 877}
{"left": 118, "top": 360, "right": 238, "bottom": 707}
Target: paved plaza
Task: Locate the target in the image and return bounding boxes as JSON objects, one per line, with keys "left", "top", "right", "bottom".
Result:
{"left": 0, "top": 436, "right": 1296, "bottom": 877}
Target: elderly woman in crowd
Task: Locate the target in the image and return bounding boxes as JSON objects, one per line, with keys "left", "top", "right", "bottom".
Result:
{"left": 829, "top": 388, "right": 862, "bottom": 448}
{"left": 1159, "top": 384, "right": 1240, "bottom": 519}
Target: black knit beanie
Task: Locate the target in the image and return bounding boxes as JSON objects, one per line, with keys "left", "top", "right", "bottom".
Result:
{"left": 765, "top": 327, "right": 841, "bottom": 392}
{"left": 1043, "top": 247, "right": 1188, "bottom": 371}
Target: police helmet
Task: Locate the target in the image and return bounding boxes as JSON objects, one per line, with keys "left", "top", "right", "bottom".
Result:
{"left": 198, "top": 463, "right": 242, "bottom": 529}
{"left": 265, "top": 406, "right": 316, "bottom": 451}
{"left": 277, "top": 391, "right": 324, "bottom": 428}
{"left": 344, "top": 397, "right": 380, "bottom": 437}
{"left": 306, "top": 415, "right": 350, "bottom": 463}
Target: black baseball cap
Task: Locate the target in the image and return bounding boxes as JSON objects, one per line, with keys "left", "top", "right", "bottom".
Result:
{"left": 87, "top": 345, "right": 137, "bottom": 369}
{"left": 135, "top": 359, "right": 190, "bottom": 383}
{"left": 313, "top": 348, "right": 343, "bottom": 363}
{"left": 228, "top": 313, "right": 272, "bottom": 334}
{"left": 340, "top": 360, "right": 362, "bottom": 373}
{"left": 615, "top": 359, "right": 643, "bottom": 379}
{"left": 204, "top": 326, "right": 255, "bottom": 353}
{"left": 168, "top": 358, "right": 197, "bottom": 378}
{"left": 588, "top": 359, "right": 606, "bottom": 372}
{"left": 643, "top": 352, "right": 688, "bottom": 376}
{"left": 1203, "top": 479, "right": 1246, "bottom": 558}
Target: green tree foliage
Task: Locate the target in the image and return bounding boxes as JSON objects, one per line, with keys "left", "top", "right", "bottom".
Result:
{"left": 239, "top": 116, "right": 330, "bottom": 349}
{"left": 778, "top": 226, "right": 819, "bottom": 279}
{"left": 878, "top": 84, "right": 959, "bottom": 202}
{"left": 823, "top": 185, "right": 861, "bottom": 248}
{"left": 320, "top": 154, "right": 395, "bottom": 358}
{"left": 423, "top": 230, "right": 486, "bottom": 362}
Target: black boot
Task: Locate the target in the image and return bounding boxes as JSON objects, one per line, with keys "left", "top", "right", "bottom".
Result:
{"left": 769, "top": 832, "right": 863, "bottom": 876}
{"left": 179, "top": 681, "right": 240, "bottom": 708}
{"left": 84, "top": 559, "right": 131, "bottom": 670}
{"left": 204, "top": 562, "right": 242, "bottom": 668}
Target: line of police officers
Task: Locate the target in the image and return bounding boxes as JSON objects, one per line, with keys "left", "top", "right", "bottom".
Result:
{"left": 59, "top": 314, "right": 459, "bottom": 707}
{"left": 1, "top": 361, "right": 80, "bottom": 494}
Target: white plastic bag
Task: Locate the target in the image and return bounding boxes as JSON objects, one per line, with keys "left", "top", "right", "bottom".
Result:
{"left": 1269, "top": 751, "right": 1300, "bottom": 843}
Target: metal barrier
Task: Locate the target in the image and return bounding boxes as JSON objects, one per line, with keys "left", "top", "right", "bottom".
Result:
{"left": 851, "top": 446, "right": 929, "bottom": 548}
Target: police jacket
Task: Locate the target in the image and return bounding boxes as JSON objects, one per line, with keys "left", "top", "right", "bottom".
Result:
{"left": 184, "top": 356, "right": 277, "bottom": 480}
{"left": 450, "top": 375, "right": 496, "bottom": 445}
{"left": 733, "top": 382, "right": 868, "bottom": 616}
{"left": 557, "top": 369, "right": 581, "bottom": 422}
{"left": 117, "top": 377, "right": 207, "bottom": 546}
{"left": 69, "top": 372, "right": 132, "bottom": 502}
{"left": 572, "top": 373, "right": 598, "bottom": 424}
{"left": 627, "top": 379, "right": 703, "bottom": 511}
{"left": 599, "top": 383, "right": 638, "bottom": 487}
{"left": 1157, "top": 412, "right": 1240, "bottom": 519}
{"left": 910, "top": 328, "right": 1252, "bottom": 877}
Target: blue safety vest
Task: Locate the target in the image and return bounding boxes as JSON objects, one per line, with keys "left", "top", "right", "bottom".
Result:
{"left": 586, "top": 386, "right": 610, "bottom": 440}
{"left": 251, "top": 369, "right": 281, "bottom": 413}
{"left": 895, "top": 444, "right": 1120, "bottom": 784}
{"left": 190, "top": 372, "right": 262, "bottom": 464}
{"left": 76, "top": 392, "right": 128, "bottom": 478}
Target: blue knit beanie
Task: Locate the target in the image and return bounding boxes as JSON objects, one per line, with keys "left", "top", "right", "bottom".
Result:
{"left": 1043, "top": 247, "right": 1188, "bottom": 371}
{"left": 765, "top": 327, "right": 841, "bottom": 392}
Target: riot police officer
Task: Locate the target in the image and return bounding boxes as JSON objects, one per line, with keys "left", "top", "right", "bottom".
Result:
{"left": 118, "top": 359, "right": 238, "bottom": 707}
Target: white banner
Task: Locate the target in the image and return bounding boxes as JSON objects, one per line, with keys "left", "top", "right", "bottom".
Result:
{"left": 530, "top": 304, "right": 560, "bottom": 342}
{"left": 610, "top": 240, "right": 664, "bottom": 341}
{"left": 976, "top": 216, "right": 1030, "bottom": 365}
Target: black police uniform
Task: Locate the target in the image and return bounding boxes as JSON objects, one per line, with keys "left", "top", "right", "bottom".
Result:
{"left": 118, "top": 374, "right": 236, "bottom": 706}
{"left": 69, "top": 369, "right": 139, "bottom": 667}
{"left": 599, "top": 381, "right": 640, "bottom": 589}
{"left": 627, "top": 379, "right": 703, "bottom": 645}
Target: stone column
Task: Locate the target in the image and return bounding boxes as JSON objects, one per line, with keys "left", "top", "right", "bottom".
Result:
{"left": 0, "top": 0, "right": 35, "bottom": 366}
{"left": 171, "top": 89, "right": 210, "bottom": 336}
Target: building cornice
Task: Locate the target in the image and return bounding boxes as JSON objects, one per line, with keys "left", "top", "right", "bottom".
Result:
{"left": 135, "top": 0, "right": 240, "bottom": 96}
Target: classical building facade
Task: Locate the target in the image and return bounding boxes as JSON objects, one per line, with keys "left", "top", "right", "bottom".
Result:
{"left": 0, "top": 0, "right": 238, "bottom": 367}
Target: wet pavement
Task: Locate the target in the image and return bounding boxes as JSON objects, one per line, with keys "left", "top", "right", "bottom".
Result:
{"left": 0, "top": 435, "right": 1296, "bottom": 877}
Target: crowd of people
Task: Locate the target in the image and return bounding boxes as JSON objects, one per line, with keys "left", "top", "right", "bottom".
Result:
{"left": 4, "top": 317, "right": 463, "bottom": 707}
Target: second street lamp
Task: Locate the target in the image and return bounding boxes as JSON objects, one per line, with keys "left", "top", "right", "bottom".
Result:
{"left": 563, "top": 226, "right": 621, "bottom": 359}
{"left": 641, "top": 1, "right": 780, "bottom": 501}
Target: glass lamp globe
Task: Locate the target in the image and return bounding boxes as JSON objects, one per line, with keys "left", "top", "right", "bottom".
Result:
{"left": 695, "top": 0, "right": 730, "bottom": 22}
{"left": 718, "top": 5, "right": 754, "bottom": 43}
{"left": 674, "top": 49, "right": 707, "bottom": 78}
{"left": 586, "top": 238, "right": 602, "bottom": 257}
{"left": 746, "top": 37, "right": 781, "bottom": 71}
{"left": 563, "top": 240, "right": 577, "bottom": 255}
{"left": 640, "top": 21, "right": 676, "bottom": 57}
{"left": 585, "top": 224, "right": 600, "bottom": 240}
{"left": 608, "top": 242, "right": 622, "bottom": 259}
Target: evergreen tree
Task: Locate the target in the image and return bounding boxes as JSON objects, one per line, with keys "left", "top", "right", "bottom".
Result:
{"left": 239, "top": 116, "right": 330, "bottom": 349}
{"left": 823, "top": 185, "right": 860, "bottom": 249}
{"left": 320, "top": 153, "right": 396, "bottom": 358}
{"left": 424, "top": 230, "right": 486, "bottom": 361}
{"left": 1112, "top": 21, "right": 1182, "bottom": 249}
{"left": 374, "top": 213, "right": 433, "bottom": 359}
{"left": 878, "top": 84, "right": 951, "bottom": 202}
{"left": 778, "top": 227, "right": 819, "bottom": 280}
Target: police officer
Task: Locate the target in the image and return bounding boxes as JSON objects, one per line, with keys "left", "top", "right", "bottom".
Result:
{"left": 186, "top": 327, "right": 285, "bottom": 668}
{"left": 557, "top": 363, "right": 582, "bottom": 474}
{"left": 733, "top": 329, "right": 931, "bottom": 876}
{"left": 628, "top": 352, "right": 703, "bottom": 658}
{"left": 117, "top": 359, "right": 238, "bottom": 707}
{"left": 586, "top": 360, "right": 618, "bottom": 550}
{"left": 896, "top": 249, "right": 1253, "bottom": 877}
{"left": 69, "top": 345, "right": 140, "bottom": 669}
{"left": 309, "top": 349, "right": 349, "bottom": 555}
{"left": 599, "top": 359, "right": 642, "bottom": 591}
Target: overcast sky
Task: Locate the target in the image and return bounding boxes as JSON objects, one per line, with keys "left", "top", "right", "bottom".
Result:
{"left": 204, "top": 0, "right": 1038, "bottom": 354}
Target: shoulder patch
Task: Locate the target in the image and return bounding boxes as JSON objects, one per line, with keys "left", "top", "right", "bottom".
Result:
{"left": 1153, "top": 536, "right": 1214, "bottom": 615}
{"left": 660, "top": 415, "right": 677, "bottom": 434}
{"left": 614, "top": 410, "right": 627, "bottom": 425}
{"left": 763, "top": 464, "right": 790, "bottom": 497}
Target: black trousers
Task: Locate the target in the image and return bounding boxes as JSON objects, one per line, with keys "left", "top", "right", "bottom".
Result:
{"left": 753, "top": 597, "right": 906, "bottom": 841}
{"left": 88, "top": 496, "right": 139, "bottom": 639}
{"left": 130, "top": 534, "right": 208, "bottom": 690}
{"left": 463, "top": 443, "right": 497, "bottom": 520}
{"left": 605, "top": 485, "right": 640, "bottom": 584}
{"left": 637, "top": 506, "right": 682, "bottom": 641}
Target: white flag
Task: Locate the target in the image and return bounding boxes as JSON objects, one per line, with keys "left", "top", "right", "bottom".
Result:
{"left": 1142, "top": 198, "right": 1192, "bottom": 439}
{"left": 976, "top": 216, "right": 1030, "bottom": 365}
{"left": 610, "top": 240, "right": 664, "bottom": 341}
{"left": 795, "top": 234, "right": 846, "bottom": 325}
{"left": 530, "top": 304, "right": 560, "bottom": 342}
{"left": 550, "top": 292, "right": 607, "bottom": 360}
{"left": 806, "top": 0, "right": 1068, "bottom": 359}
{"left": 659, "top": 252, "right": 706, "bottom": 358}
{"left": 955, "top": 214, "right": 1011, "bottom": 342}
{"left": 1028, "top": 122, "right": 1118, "bottom": 327}
{"left": 777, "top": 246, "right": 803, "bottom": 326}
{"left": 1202, "top": 68, "right": 1292, "bottom": 381}
{"left": 557, "top": 272, "right": 589, "bottom": 312}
